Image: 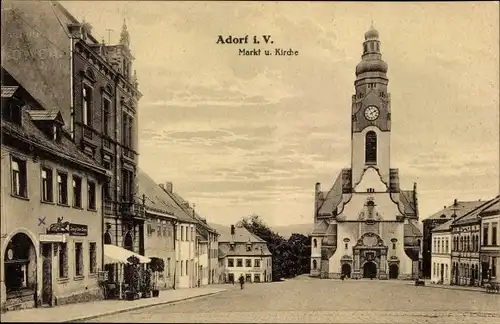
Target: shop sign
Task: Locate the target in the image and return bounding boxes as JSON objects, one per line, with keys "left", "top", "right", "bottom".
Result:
{"left": 47, "top": 217, "right": 88, "bottom": 236}
{"left": 40, "top": 234, "right": 67, "bottom": 243}
{"left": 69, "top": 223, "right": 88, "bottom": 236}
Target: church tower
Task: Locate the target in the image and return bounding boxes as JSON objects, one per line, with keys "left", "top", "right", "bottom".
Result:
{"left": 351, "top": 25, "right": 392, "bottom": 187}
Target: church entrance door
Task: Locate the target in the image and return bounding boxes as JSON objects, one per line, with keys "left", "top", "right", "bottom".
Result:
{"left": 341, "top": 263, "right": 352, "bottom": 278}
{"left": 363, "top": 262, "right": 377, "bottom": 279}
{"left": 389, "top": 264, "right": 399, "bottom": 279}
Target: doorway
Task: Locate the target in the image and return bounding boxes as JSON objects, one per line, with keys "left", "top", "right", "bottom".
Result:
{"left": 41, "top": 243, "right": 52, "bottom": 306}
{"left": 341, "top": 263, "right": 352, "bottom": 278}
{"left": 389, "top": 264, "right": 399, "bottom": 279}
{"left": 363, "top": 261, "right": 377, "bottom": 278}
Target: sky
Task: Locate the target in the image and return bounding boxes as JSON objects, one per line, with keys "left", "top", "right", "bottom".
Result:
{"left": 61, "top": 1, "right": 499, "bottom": 227}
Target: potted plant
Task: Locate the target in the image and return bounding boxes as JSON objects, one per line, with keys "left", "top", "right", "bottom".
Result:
{"left": 150, "top": 257, "right": 165, "bottom": 297}
{"left": 125, "top": 255, "right": 141, "bottom": 300}
{"left": 141, "top": 268, "right": 153, "bottom": 298}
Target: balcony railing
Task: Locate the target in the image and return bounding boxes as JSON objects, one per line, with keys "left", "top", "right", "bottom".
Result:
{"left": 104, "top": 199, "right": 146, "bottom": 219}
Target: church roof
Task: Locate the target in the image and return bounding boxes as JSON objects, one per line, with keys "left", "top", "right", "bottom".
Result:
{"left": 404, "top": 220, "right": 422, "bottom": 237}
{"left": 311, "top": 220, "right": 329, "bottom": 235}
{"left": 322, "top": 223, "right": 337, "bottom": 246}
{"left": 317, "top": 171, "right": 345, "bottom": 216}
{"left": 399, "top": 190, "right": 417, "bottom": 217}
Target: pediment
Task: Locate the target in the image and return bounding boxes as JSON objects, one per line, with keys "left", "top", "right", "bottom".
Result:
{"left": 354, "top": 167, "right": 388, "bottom": 192}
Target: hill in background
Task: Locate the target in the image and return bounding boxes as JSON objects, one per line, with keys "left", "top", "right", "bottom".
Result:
{"left": 209, "top": 222, "right": 313, "bottom": 239}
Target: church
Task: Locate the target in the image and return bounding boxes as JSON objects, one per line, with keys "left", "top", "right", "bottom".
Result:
{"left": 310, "top": 26, "right": 422, "bottom": 280}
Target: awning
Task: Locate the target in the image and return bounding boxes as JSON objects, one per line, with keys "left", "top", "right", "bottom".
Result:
{"left": 104, "top": 244, "right": 151, "bottom": 265}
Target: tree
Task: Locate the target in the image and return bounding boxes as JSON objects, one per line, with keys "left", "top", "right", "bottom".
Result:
{"left": 239, "top": 215, "right": 310, "bottom": 281}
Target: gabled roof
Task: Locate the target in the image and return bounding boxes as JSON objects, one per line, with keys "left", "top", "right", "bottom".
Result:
{"left": 218, "top": 241, "right": 272, "bottom": 257}
{"left": 2, "top": 110, "right": 105, "bottom": 175}
{"left": 26, "top": 109, "right": 64, "bottom": 124}
{"left": 425, "top": 200, "right": 486, "bottom": 221}
{"left": 1, "top": 86, "right": 18, "bottom": 98}
{"left": 432, "top": 218, "right": 454, "bottom": 233}
{"left": 479, "top": 197, "right": 500, "bottom": 216}
{"left": 168, "top": 191, "right": 218, "bottom": 234}
{"left": 137, "top": 169, "right": 195, "bottom": 224}
{"left": 216, "top": 225, "right": 266, "bottom": 243}
{"left": 454, "top": 196, "right": 500, "bottom": 226}
{"left": 136, "top": 170, "right": 177, "bottom": 219}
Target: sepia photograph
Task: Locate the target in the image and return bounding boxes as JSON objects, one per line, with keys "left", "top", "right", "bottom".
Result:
{"left": 0, "top": 1, "right": 499, "bottom": 323}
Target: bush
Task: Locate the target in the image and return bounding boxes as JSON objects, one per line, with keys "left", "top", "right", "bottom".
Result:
{"left": 150, "top": 257, "right": 165, "bottom": 273}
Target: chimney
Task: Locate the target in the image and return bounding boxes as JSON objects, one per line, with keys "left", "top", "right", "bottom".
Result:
{"left": 165, "top": 182, "right": 173, "bottom": 193}
{"left": 230, "top": 225, "right": 235, "bottom": 236}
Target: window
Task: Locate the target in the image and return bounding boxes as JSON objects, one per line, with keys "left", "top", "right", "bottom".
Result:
{"left": 121, "top": 169, "right": 133, "bottom": 202}
{"left": 2, "top": 102, "right": 22, "bottom": 124}
{"left": 246, "top": 244, "right": 251, "bottom": 252}
{"left": 191, "top": 227, "right": 194, "bottom": 241}
{"left": 345, "top": 243, "right": 348, "bottom": 250}
{"left": 11, "top": 158, "right": 27, "bottom": 197}
{"left": 102, "top": 99, "right": 110, "bottom": 135}
{"left": 313, "top": 259, "right": 317, "bottom": 270}
{"left": 254, "top": 274, "right": 260, "bottom": 283}
{"left": 254, "top": 259, "right": 260, "bottom": 267}
{"left": 57, "top": 172, "right": 68, "bottom": 205}
{"left": 228, "top": 258, "right": 234, "bottom": 267}
{"left": 245, "top": 259, "right": 251, "bottom": 267}
{"left": 236, "top": 259, "right": 243, "bottom": 267}
{"left": 72, "top": 176, "right": 82, "bottom": 208}
{"left": 365, "top": 131, "right": 377, "bottom": 164}
{"left": 313, "top": 239, "right": 317, "bottom": 248}
{"left": 121, "top": 113, "right": 134, "bottom": 148}
{"left": 59, "top": 243, "right": 68, "bottom": 278}
{"left": 53, "top": 124, "right": 61, "bottom": 141}
{"left": 41, "top": 167, "right": 53, "bottom": 202}
{"left": 245, "top": 274, "right": 252, "bottom": 282}
{"left": 157, "top": 220, "right": 162, "bottom": 237}
{"left": 437, "top": 240, "right": 441, "bottom": 253}
{"left": 483, "top": 225, "right": 489, "bottom": 246}
{"left": 82, "top": 85, "right": 92, "bottom": 126}
{"left": 75, "top": 242, "right": 83, "bottom": 276}
{"left": 180, "top": 261, "right": 183, "bottom": 276}
{"left": 181, "top": 226, "right": 184, "bottom": 241}
{"left": 88, "top": 181, "right": 96, "bottom": 210}
{"left": 392, "top": 242, "right": 396, "bottom": 250}
{"left": 229, "top": 244, "right": 235, "bottom": 251}
{"left": 445, "top": 239, "right": 449, "bottom": 252}
{"left": 89, "top": 242, "right": 96, "bottom": 274}
{"left": 103, "top": 161, "right": 111, "bottom": 170}
{"left": 185, "top": 260, "right": 188, "bottom": 276}
{"left": 228, "top": 273, "right": 234, "bottom": 283}
{"left": 493, "top": 223, "right": 498, "bottom": 246}
{"left": 167, "top": 258, "right": 171, "bottom": 277}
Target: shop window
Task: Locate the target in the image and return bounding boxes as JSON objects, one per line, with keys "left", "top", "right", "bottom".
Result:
{"left": 245, "top": 274, "right": 252, "bottom": 282}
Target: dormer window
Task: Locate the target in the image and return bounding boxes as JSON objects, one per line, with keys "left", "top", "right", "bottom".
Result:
{"left": 246, "top": 244, "right": 251, "bottom": 252}
{"left": 53, "top": 124, "right": 61, "bottom": 141}
{"left": 2, "top": 102, "right": 22, "bottom": 125}
{"left": 230, "top": 243, "right": 235, "bottom": 251}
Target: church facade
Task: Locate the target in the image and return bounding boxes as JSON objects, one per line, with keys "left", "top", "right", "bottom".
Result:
{"left": 310, "top": 26, "right": 422, "bottom": 280}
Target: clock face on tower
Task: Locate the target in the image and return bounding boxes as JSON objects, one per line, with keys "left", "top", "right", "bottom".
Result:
{"left": 364, "top": 106, "right": 380, "bottom": 121}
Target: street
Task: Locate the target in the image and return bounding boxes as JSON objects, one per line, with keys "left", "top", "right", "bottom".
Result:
{"left": 84, "top": 277, "right": 500, "bottom": 323}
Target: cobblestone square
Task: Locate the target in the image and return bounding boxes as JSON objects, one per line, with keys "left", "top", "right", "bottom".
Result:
{"left": 84, "top": 278, "right": 500, "bottom": 323}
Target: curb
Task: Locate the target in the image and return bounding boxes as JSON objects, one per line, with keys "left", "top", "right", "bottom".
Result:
{"left": 422, "top": 285, "right": 485, "bottom": 293}
{"left": 64, "top": 289, "right": 227, "bottom": 323}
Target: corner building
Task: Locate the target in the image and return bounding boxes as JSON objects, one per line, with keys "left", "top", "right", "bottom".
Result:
{"left": 310, "top": 26, "right": 422, "bottom": 280}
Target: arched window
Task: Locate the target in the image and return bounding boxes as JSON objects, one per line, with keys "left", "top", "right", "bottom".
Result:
{"left": 365, "top": 131, "right": 377, "bottom": 164}
{"left": 313, "top": 239, "right": 317, "bottom": 248}
{"left": 312, "top": 259, "right": 317, "bottom": 270}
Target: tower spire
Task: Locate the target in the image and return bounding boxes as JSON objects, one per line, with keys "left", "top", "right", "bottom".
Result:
{"left": 120, "top": 18, "right": 130, "bottom": 47}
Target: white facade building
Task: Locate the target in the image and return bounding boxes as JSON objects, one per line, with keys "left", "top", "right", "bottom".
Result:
{"left": 309, "top": 26, "right": 422, "bottom": 280}
{"left": 431, "top": 220, "right": 452, "bottom": 284}
{"left": 175, "top": 222, "right": 197, "bottom": 289}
